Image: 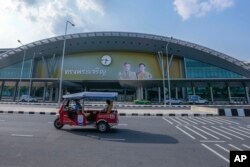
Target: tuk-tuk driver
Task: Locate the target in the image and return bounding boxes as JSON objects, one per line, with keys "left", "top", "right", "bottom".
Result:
{"left": 103, "top": 99, "right": 113, "bottom": 113}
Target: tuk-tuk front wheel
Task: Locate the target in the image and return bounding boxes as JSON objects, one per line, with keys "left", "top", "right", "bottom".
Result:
{"left": 54, "top": 118, "right": 64, "bottom": 129}
{"left": 97, "top": 121, "right": 109, "bottom": 132}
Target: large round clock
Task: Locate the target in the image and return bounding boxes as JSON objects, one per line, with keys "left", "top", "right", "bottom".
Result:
{"left": 101, "top": 55, "right": 112, "bottom": 66}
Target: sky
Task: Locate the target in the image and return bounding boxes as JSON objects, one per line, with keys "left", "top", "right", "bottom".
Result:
{"left": 0, "top": 0, "right": 249, "bottom": 61}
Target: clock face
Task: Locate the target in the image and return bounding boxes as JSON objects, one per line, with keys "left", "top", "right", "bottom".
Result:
{"left": 101, "top": 55, "right": 112, "bottom": 66}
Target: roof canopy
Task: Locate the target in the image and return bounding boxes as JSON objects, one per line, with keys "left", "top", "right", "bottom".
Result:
{"left": 0, "top": 31, "right": 249, "bottom": 78}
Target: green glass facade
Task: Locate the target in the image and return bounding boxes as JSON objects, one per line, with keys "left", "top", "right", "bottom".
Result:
{"left": 0, "top": 60, "right": 31, "bottom": 78}
{"left": 185, "top": 58, "right": 242, "bottom": 78}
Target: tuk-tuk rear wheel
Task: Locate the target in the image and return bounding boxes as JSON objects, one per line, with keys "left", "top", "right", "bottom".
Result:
{"left": 54, "top": 118, "right": 64, "bottom": 129}
{"left": 97, "top": 122, "right": 109, "bottom": 132}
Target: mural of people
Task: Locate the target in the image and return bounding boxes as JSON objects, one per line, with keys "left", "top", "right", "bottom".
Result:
{"left": 118, "top": 62, "right": 137, "bottom": 80}
{"left": 136, "top": 63, "right": 152, "bottom": 80}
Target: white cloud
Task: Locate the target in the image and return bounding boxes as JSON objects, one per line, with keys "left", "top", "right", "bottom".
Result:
{"left": 173, "top": 0, "right": 234, "bottom": 20}
{"left": 0, "top": 0, "right": 105, "bottom": 48}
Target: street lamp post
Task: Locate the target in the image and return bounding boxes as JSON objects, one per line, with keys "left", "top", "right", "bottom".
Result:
{"left": 58, "top": 21, "right": 75, "bottom": 105}
{"left": 166, "top": 39, "right": 172, "bottom": 106}
{"left": 28, "top": 52, "right": 36, "bottom": 100}
{"left": 17, "top": 40, "right": 26, "bottom": 102}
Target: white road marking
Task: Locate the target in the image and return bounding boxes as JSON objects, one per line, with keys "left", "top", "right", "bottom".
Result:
{"left": 188, "top": 117, "right": 207, "bottom": 124}
{"left": 184, "top": 126, "right": 208, "bottom": 139}
{"left": 162, "top": 117, "right": 173, "bottom": 125}
{"left": 175, "top": 126, "right": 196, "bottom": 140}
{"left": 211, "top": 126, "right": 244, "bottom": 140}
{"left": 101, "top": 138, "right": 126, "bottom": 141}
{"left": 213, "top": 117, "right": 240, "bottom": 125}
{"left": 219, "top": 126, "right": 250, "bottom": 138}
{"left": 200, "top": 117, "right": 223, "bottom": 125}
{"left": 238, "top": 126, "right": 250, "bottom": 131}
{"left": 200, "top": 140, "right": 225, "bottom": 143}
{"left": 169, "top": 117, "right": 182, "bottom": 124}
{"left": 201, "top": 143, "right": 229, "bottom": 163}
{"left": 196, "top": 117, "right": 215, "bottom": 124}
{"left": 202, "top": 126, "right": 232, "bottom": 140}
{"left": 175, "top": 117, "right": 190, "bottom": 124}
{"left": 242, "top": 144, "right": 250, "bottom": 149}
{"left": 182, "top": 117, "right": 198, "bottom": 124}
{"left": 228, "top": 144, "right": 243, "bottom": 151}
{"left": 11, "top": 134, "right": 33, "bottom": 137}
{"left": 205, "top": 118, "right": 231, "bottom": 125}
{"left": 215, "top": 144, "right": 230, "bottom": 153}
{"left": 192, "top": 126, "right": 220, "bottom": 140}
{"left": 0, "top": 120, "right": 5, "bottom": 122}
{"left": 118, "top": 124, "right": 128, "bottom": 126}
{"left": 229, "top": 126, "right": 250, "bottom": 135}
{"left": 48, "top": 122, "right": 53, "bottom": 124}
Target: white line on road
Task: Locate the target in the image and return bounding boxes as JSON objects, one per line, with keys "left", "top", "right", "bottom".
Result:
{"left": 228, "top": 144, "right": 243, "bottom": 151}
{"left": 48, "top": 122, "right": 53, "bottom": 124}
{"left": 175, "top": 117, "right": 190, "bottom": 124}
{"left": 238, "top": 126, "right": 250, "bottom": 131}
{"left": 0, "top": 120, "right": 5, "bottom": 122}
{"left": 219, "top": 126, "right": 250, "bottom": 138}
{"left": 196, "top": 117, "right": 215, "bottom": 124}
{"left": 162, "top": 117, "right": 173, "bottom": 125}
{"left": 184, "top": 126, "right": 208, "bottom": 140}
{"left": 200, "top": 140, "right": 225, "bottom": 143}
{"left": 200, "top": 117, "right": 223, "bottom": 125}
{"left": 201, "top": 143, "right": 229, "bottom": 163}
{"left": 169, "top": 117, "right": 182, "bottom": 124}
{"left": 101, "top": 138, "right": 126, "bottom": 141}
{"left": 211, "top": 126, "right": 244, "bottom": 140}
{"left": 182, "top": 117, "right": 198, "bottom": 124}
{"left": 11, "top": 134, "right": 34, "bottom": 137}
{"left": 175, "top": 126, "right": 196, "bottom": 140}
{"left": 229, "top": 126, "right": 250, "bottom": 135}
{"left": 192, "top": 126, "right": 220, "bottom": 140}
{"left": 242, "top": 144, "right": 250, "bottom": 149}
{"left": 205, "top": 118, "right": 231, "bottom": 125}
{"left": 213, "top": 117, "right": 240, "bottom": 125}
{"left": 188, "top": 117, "right": 207, "bottom": 124}
{"left": 202, "top": 126, "right": 232, "bottom": 140}
{"left": 215, "top": 144, "right": 230, "bottom": 153}
{"left": 118, "top": 124, "right": 128, "bottom": 126}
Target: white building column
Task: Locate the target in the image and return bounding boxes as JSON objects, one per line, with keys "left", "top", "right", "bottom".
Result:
{"left": 175, "top": 87, "right": 178, "bottom": 99}
{"left": 210, "top": 86, "right": 214, "bottom": 103}
{"left": 228, "top": 86, "right": 231, "bottom": 102}
{"left": 245, "top": 86, "right": 250, "bottom": 104}
{"left": 49, "top": 87, "right": 53, "bottom": 102}
{"left": 192, "top": 86, "right": 196, "bottom": 95}
{"left": 145, "top": 88, "right": 148, "bottom": 100}
{"left": 158, "top": 87, "right": 161, "bottom": 103}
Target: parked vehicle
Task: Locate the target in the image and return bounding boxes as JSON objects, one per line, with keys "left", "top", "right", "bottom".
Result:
{"left": 54, "top": 92, "right": 119, "bottom": 132}
{"left": 188, "top": 95, "right": 208, "bottom": 104}
{"left": 164, "top": 98, "right": 183, "bottom": 104}
{"left": 19, "top": 95, "right": 38, "bottom": 102}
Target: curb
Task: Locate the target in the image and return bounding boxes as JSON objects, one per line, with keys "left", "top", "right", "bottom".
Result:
{"left": 218, "top": 108, "right": 250, "bottom": 117}
{"left": 0, "top": 110, "right": 57, "bottom": 115}
{"left": 0, "top": 110, "right": 217, "bottom": 116}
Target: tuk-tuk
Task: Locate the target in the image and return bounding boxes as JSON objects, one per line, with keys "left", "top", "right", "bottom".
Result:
{"left": 54, "top": 92, "right": 119, "bottom": 132}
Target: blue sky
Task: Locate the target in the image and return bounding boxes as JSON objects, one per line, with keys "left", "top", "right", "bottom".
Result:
{"left": 0, "top": 0, "right": 249, "bottom": 61}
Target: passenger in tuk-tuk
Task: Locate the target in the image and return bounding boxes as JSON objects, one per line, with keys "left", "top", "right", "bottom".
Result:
{"left": 102, "top": 99, "right": 113, "bottom": 113}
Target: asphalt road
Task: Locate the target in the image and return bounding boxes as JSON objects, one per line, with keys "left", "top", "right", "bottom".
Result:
{"left": 0, "top": 114, "right": 249, "bottom": 167}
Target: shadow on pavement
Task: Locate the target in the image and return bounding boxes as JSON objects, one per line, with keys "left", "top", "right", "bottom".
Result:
{"left": 63, "top": 128, "right": 178, "bottom": 144}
